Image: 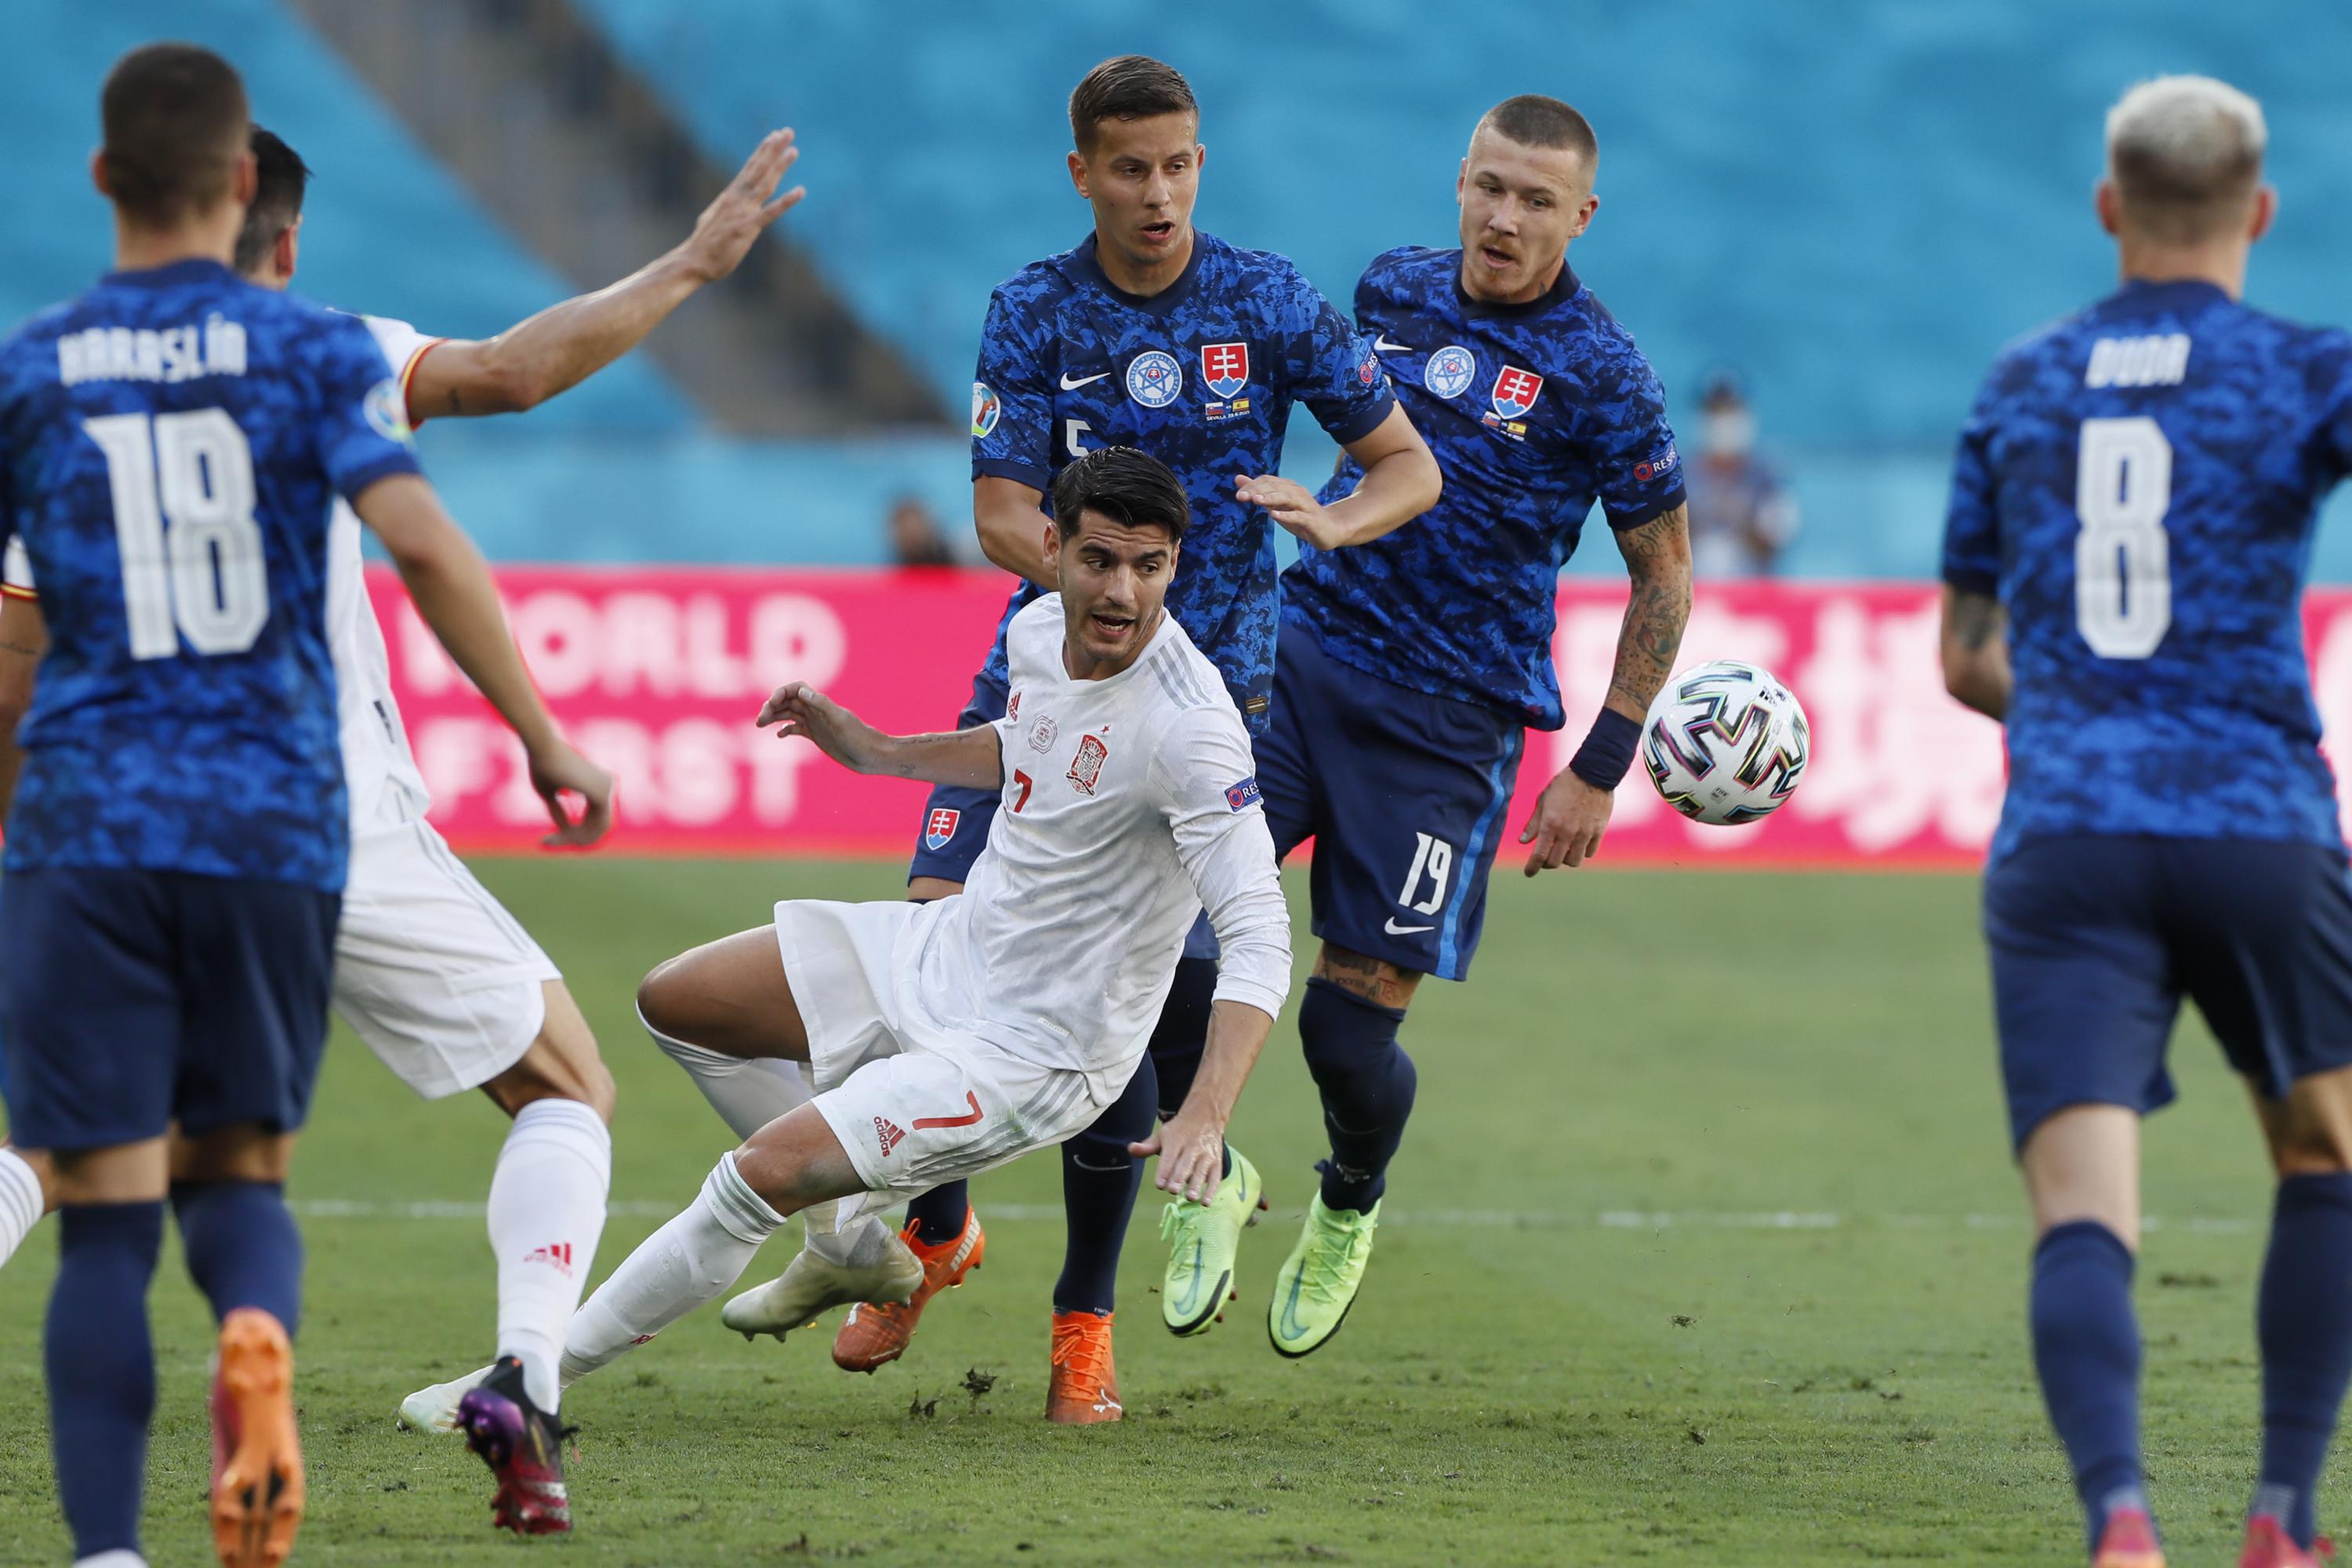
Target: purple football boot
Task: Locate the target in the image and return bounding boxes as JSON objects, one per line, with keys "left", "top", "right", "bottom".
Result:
{"left": 454, "top": 1355, "right": 574, "bottom": 1535}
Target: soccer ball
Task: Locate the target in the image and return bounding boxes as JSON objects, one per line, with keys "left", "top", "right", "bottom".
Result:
{"left": 1640, "top": 659, "right": 1810, "bottom": 826}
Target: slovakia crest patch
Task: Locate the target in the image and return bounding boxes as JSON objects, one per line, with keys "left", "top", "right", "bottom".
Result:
{"left": 1068, "top": 734, "right": 1109, "bottom": 795}
{"left": 1490, "top": 366, "right": 1544, "bottom": 420}
{"left": 1200, "top": 342, "right": 1249, "bottom": 400}
{"left": 924, "top": 808, "right": 960, "bottom": 851}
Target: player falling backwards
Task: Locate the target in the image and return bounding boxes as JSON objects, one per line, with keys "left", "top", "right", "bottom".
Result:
{"left": 407, "top": 446, "right": 1294, "bottom": 1421}
{"left": 0, "top": 118, "right": 803, "bottom": 1537}
{"left": 0, "top": 44, "right": 627, "bottom": 1568}
{"left": 1940, "top": 76, "right": 2352, "bottom": 1568}
{"left": 625, "top": 53, "right": 1439, "bottom": 1421}
{"left": 808, "top": 93, "right": 1694, "bottom": 1374}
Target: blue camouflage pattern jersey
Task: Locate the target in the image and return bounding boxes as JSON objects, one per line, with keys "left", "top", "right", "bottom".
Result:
{"left": 1942, "top": 278, "right": 2352, "bottom": 861}
{"left": 1287, "top": 249, "right": 1683, "bottom": 730}
{"left": 0, "top": 258, "right": 422, "bottom": 890}
{"left": 970, "top": 231, "right": 1395, "bottom": 720}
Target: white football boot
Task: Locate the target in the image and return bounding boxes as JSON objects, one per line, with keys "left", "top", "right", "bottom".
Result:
{"left": 398, "top": 1363, "right": 497, "bottom": 1433}
{"left": 720, "top": 1235, "right": 922, "bottom": 1340}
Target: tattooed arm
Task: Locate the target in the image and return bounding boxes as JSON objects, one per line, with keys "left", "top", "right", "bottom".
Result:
{"left": 0, "top": 590, "right": 47, "bottom": 819}
{"left": 1519, "top": 503, "right": 1694, "bottom": 875}
{"left": 1940, "top": 585, "right": 2010, "bottom": 721}
{"left": 1604, "top": 504, "right": 1696, "bottom": 718}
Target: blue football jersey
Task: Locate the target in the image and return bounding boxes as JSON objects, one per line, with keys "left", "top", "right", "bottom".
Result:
{"left": 1287, "top": 249, "right": 1683, "bottom": 730}
{"left": 969, "top": 231, "right": 1395, "bottom": 721}
{"left": 0, "top": 258, "right": 422, "bottom": 890}
{"left": 1942, "top": 278, "right": 2352, "bottom": 860}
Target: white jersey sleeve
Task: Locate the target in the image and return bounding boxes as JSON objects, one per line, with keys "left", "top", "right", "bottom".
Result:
{"left": 1147, "top": 706, "right": 1292, "bottom": 1019}
{"left": 358, "top": 315, "right": 447, "bottom": 423}
{"left": 2, "top": 536, "right": 32, "bottom": 599}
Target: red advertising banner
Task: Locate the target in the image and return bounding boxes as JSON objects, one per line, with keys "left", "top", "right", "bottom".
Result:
{"left": 372, "top": 566, "right": 2352, "bottom": 867}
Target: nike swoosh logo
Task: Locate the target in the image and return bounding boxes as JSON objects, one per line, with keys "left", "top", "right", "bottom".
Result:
{"left": 1372, "top": 336, "right": 1411, "bottom": 354}
{"left": 1059, "top": 369, "right": 1110, "bottom": 390}
{"left": 1277, "top": 1276, "right": 1312, "bottom": 1341}
{"left": 1384, "top": 918, "right": 1435, "bottom": 935}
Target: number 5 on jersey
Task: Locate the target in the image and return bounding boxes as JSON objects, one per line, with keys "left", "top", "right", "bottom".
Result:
{"left": 82, "top": 408, "right": 267, "bottom": 659}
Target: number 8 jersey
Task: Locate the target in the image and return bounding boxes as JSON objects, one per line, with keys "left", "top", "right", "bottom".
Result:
{"left": 1943, "top": 278, "right": 2352, "bottom": 860}
{"left": 0, "top": 257, "right": 421, "bottom": 890}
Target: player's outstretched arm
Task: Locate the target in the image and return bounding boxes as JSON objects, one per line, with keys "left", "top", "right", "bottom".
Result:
{"left": 973, "top": 476, "right": 1058, "bottom": 588}
{"left": 406, "top": 130, "right": 805, "bottom": 421}
{"left": 1940, "top": 585, "right": 2010, "bottom": 720}
{"left": 1134, "top": 710, "right": 1294, "bottom": 1200}
{"left": 1521, "top": 502, "right": 1693, "bottom": 876}
{"left": 1235, "top": 404, "right": 1440, "bottom": 551}
{"left": 354, "top": 474, "right": 614, "bottom": 846}
{"left": 1134, "top": 998, "right": 1274, "bottom": 1203}
{"left": 0, "top": 590, "right": 48, "bottom": 821}
{"left": 755, "top": 681, "right": 1004, "bottom": 788}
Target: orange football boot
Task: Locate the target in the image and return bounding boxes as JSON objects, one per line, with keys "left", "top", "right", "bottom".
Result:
{"left": 1047, "top": 1309, "right": 1122, "bottom": 1425}
{"left": 2092, "top": 1506, "right": 2165, "bottom": 1568}
{"left": 2241, "top": 1514, "right": 2334, "bottom": 1568}
{"left": 831, "top": 1208, "right": 985, "bottom": 1372}
{"left": 212, "top": 1308, "right": 303, "bottom": 1568}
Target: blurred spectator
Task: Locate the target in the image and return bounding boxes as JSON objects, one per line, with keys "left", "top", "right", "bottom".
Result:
{"left": 1685, "top": 376, "right": 1798, "bottom": 578}
{"left": 887, "top": 494, "right": 956, "bottom": 568}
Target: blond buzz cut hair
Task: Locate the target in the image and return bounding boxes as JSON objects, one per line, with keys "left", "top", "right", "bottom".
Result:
{"left": 2104, "top": 74, "right": 2268, "bottom": 245}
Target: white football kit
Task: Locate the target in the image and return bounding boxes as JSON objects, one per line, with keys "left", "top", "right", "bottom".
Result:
{"left": 2, "top": 315, "right": 559, "bottom": 1098}
{"left": 781, "top": 595, "right": 1292, "bottom": 1202}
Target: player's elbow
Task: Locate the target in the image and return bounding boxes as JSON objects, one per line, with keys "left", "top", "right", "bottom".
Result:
{"left": 477, "top": 354, "right": 547, "bottom": 414}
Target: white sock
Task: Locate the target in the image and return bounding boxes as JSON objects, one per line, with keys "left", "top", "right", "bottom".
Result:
{"left": 561, "top": 1152, "right": 784, "bottom": 1383}
{"left": 641, "top": 1005, "right": 815, "bottom": 1139}
{"left": 0, "top": 1147, "right": 45, "bottom": 1270}
{"left": 487, "top": 1098, "right": 611, "bottom": 1412}
{"left": 74, "top": 1552, "right": 147, "bottom": 1568}
{"left": 801, "top": 1194, "right": 896, "bottom": 1267}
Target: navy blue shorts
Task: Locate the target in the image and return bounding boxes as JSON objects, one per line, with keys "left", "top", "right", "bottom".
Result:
{"left": 0, "top": 866, "right": 339, "bottom": 1151}
{"left": 1258, "top": 631, "right": 1527, "bottom": 982}
{"left": 908, "top": 670, "right": 1009, "bottom": 887}
{"left": 1987, "top": 834, "right": 2352, "bottom": 1150}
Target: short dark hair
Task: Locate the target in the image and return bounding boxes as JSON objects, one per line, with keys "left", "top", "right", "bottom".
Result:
{"left": 234, "top": 126, "right": 312, "bottom": 274}
{"left": 1480, "top": 94, "right": 1598, "bottom": 167}
{"left": 100, "top": 43, "right": 250, "bottom": 228}
{"left": 1050, "top": 447, "right": 1189, "bottom": 543}
{"left": 1069, "top": 56, "right": 1196, "bottom": 154}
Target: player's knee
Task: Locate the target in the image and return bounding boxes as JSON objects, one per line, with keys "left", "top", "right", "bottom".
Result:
{"left": 636, "top": 956, "right": 699, "bottom": 1045}
{"left": 1298, "top": 977, "right": 1415, "bottom": 1110}
{"left": 2271, "top": 1120, "right": 2352, "bottom": 1178}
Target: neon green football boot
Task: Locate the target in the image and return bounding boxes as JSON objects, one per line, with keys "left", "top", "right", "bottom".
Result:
{"left": 1158, "top": 1146, "right": 1264, "bottom": 1336}
{"left": 1267, "top": 1192, "right": 1380, "bottom": 1358}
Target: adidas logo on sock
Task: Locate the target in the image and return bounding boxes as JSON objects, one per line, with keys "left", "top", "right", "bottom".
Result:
{"left": 874, "top": 1116, "right": 907, "bottom": 1156}
{"left": 521, "top": 1242, "right": 575, "bottom": 1276}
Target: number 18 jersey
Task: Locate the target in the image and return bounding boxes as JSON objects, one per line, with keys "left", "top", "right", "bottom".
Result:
{"left": 0, "top": 258, "right": 422, "bottom": 890}
{"left": 1942, "top": 278, "right": 2352, "bottom": 860}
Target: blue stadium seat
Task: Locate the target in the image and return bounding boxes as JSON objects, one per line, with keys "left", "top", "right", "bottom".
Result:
{"left": 0, "top": 0, "right": 691, "bottom": 432}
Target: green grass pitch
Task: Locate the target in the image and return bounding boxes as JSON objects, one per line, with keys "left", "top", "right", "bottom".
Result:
{"left": 0, "top": 858, "right": 2325, "bottom": 1564}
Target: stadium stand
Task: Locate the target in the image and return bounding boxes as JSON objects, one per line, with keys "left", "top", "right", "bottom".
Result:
{"left": 8, "top": 0, "right": 2352, "bottom": 572}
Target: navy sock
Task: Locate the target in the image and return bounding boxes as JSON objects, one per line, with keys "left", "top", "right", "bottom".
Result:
{"left": 1053, "top": 1053, "right": 1156, "bottom": 1316}
{"left": 1299, "top": 978, "right": 1415, "bottom": 1213}
{"left": 1146, "top": 956, "right": 1218, "bottom": 1120}
{"left": 2030, "top": 1220, "right": 2147, "bottom": 1548}
{"left": 172, "top": 1178, "right": 303, "bottom": 1336}
{"left": 47, "top": 1201, "right": 162, "bottom": 1560}
{"left": 903, "top": 1181, "right": 970, "bottom": 1247}
{"left": 2254, "top": 1172, "right": 2352, "bottom": 1547}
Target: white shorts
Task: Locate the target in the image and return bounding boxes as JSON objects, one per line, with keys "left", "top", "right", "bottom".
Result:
{"left": 332, "top": 814, "right": 563, "bottom": 1099}
{"left": 774, "top": 898, "right": 1120, "bottom": 1203}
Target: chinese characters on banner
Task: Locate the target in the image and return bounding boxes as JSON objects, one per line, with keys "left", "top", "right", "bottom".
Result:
{"left": 370, "top": 568, "right": 2352, "bottom": 866}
